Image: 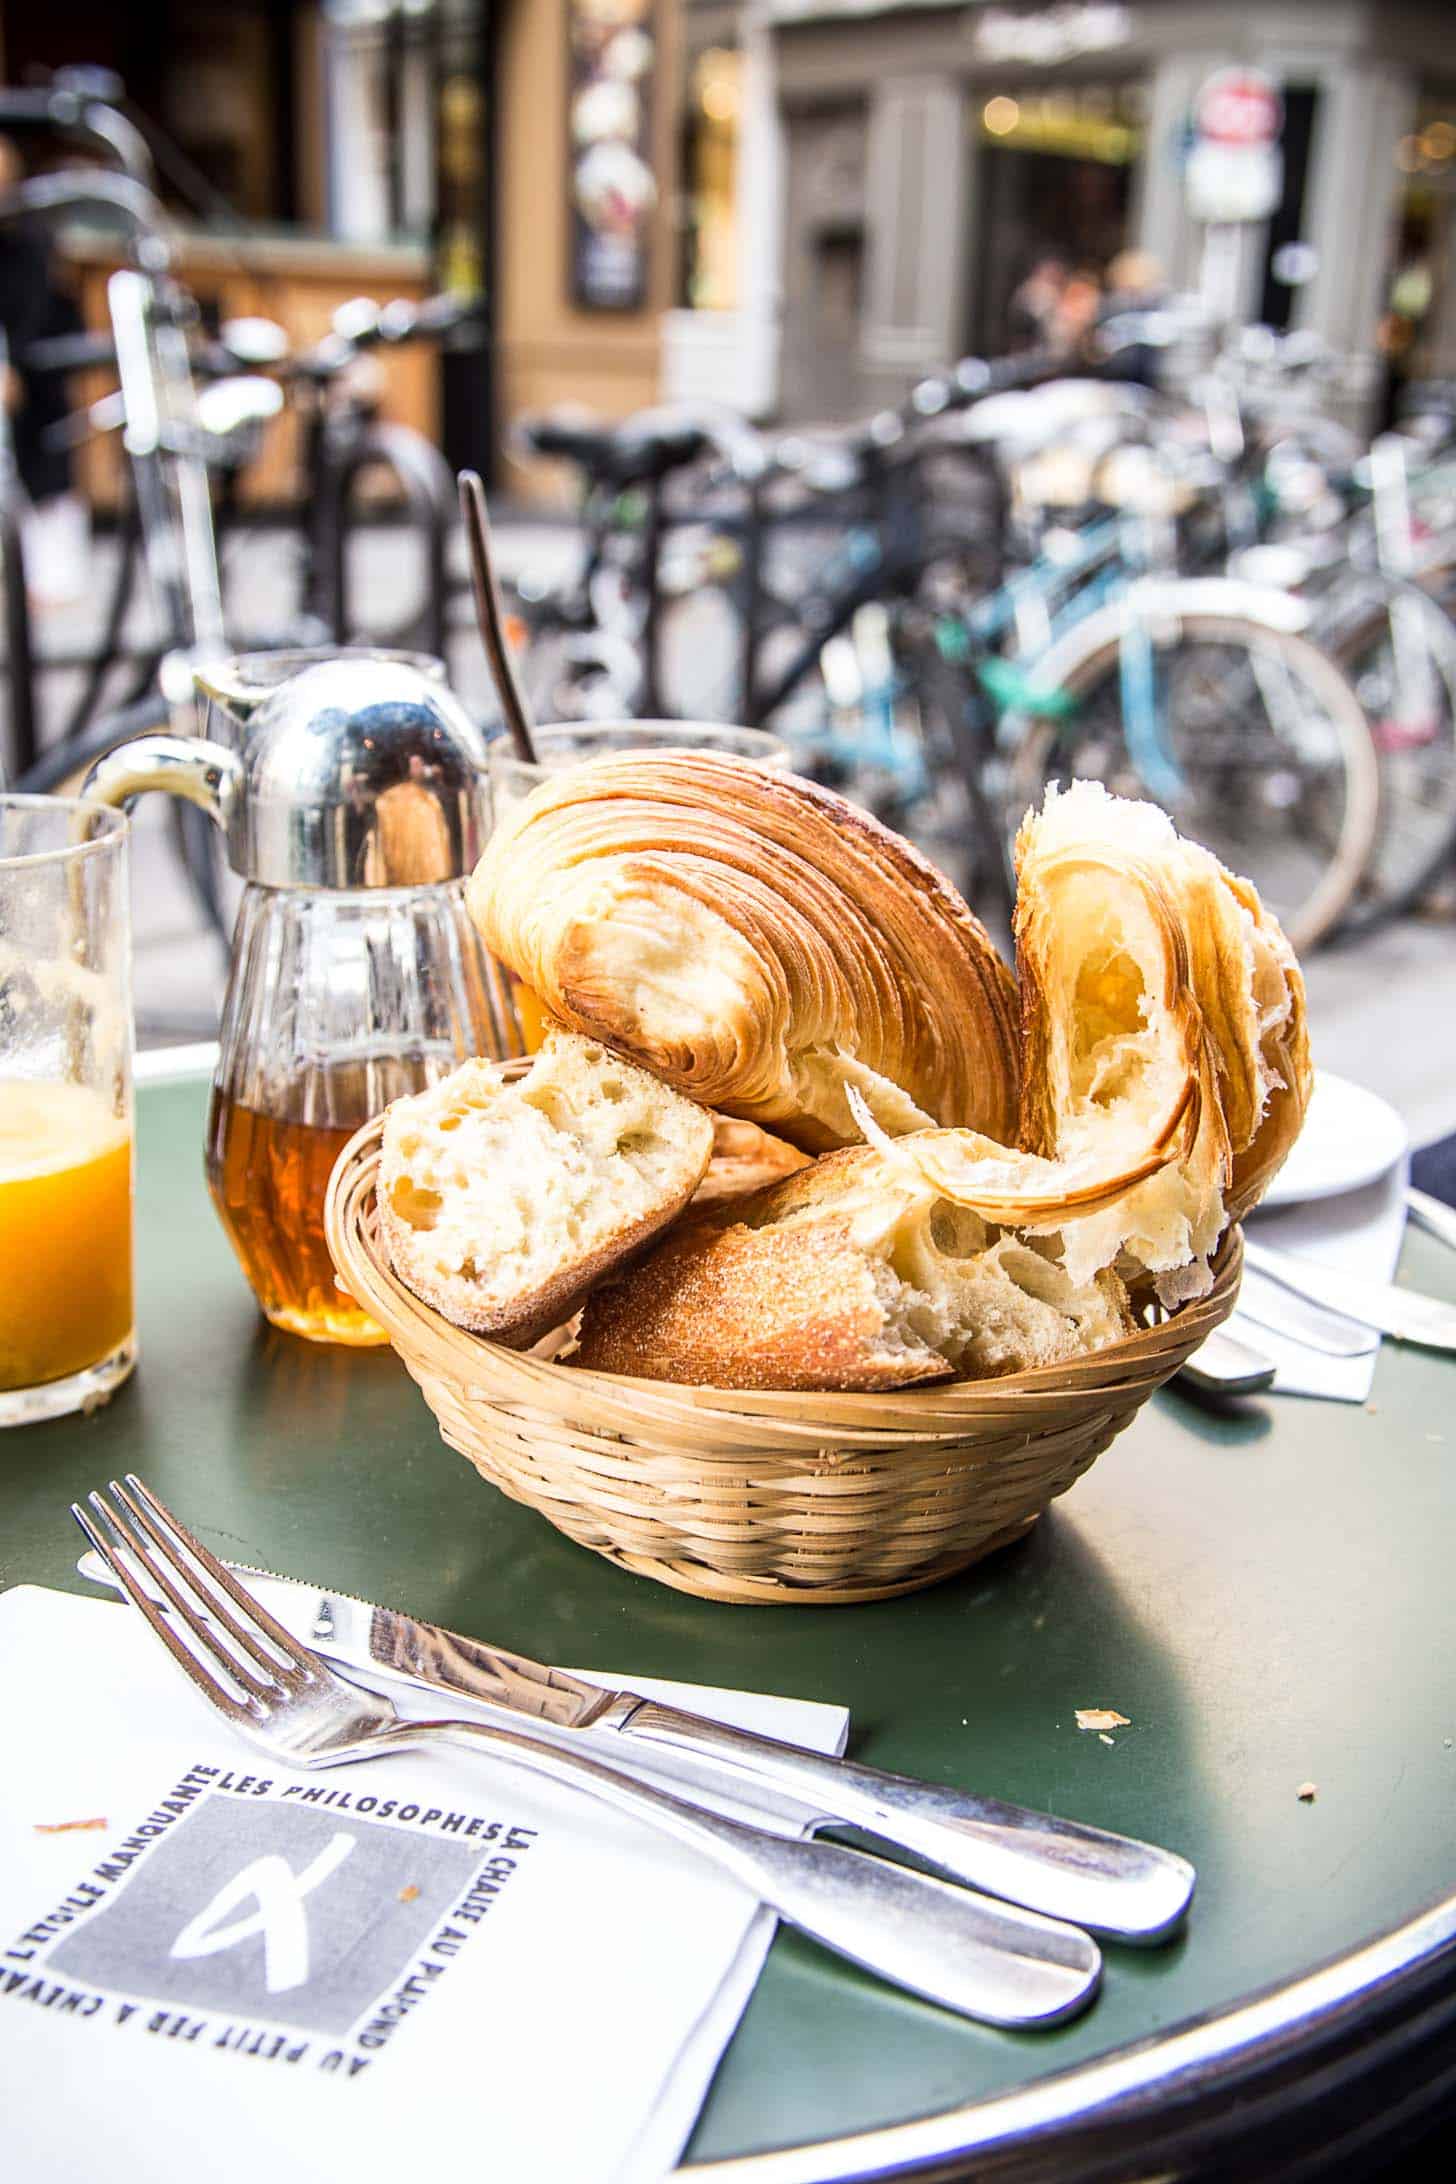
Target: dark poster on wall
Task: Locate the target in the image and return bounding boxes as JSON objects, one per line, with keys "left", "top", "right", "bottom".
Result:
{"left": 567, "top": 0, "right": 657, "bottom": 311}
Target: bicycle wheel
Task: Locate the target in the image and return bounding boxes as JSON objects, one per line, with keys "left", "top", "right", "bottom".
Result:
{"left": 997, "top": 612, "right": 1380, "bottom": 952}
{"left": 1333, "top": 590, "right": 1456, "bottom": 928}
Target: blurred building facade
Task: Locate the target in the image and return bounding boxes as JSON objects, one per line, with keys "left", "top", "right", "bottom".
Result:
{"left": 668, "top": 0, "right": 1456, "bottom": 422}
{"left": 0, "top": 0, "right": 681, "bottom": 496}
{"left": 5, "top": 0, "right": 1452, "bottom": 473}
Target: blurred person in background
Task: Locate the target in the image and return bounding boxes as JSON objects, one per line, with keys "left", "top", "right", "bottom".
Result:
{"left": 1007, "top": 254, "right": 1068, "bottom": 351}
{"left": 1094, "top": 249, "right": 1168, "bottom": 386}
{"left": 1053, "top": 265, "right": 1104, "bottom": 354}
{"left": 0, "top": 133, "right": 89, "bottom": 608}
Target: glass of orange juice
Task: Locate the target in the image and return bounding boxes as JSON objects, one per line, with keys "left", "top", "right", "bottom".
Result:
{"left": 485, "top": 721, "right": 789, "bottom": 1051}
{"left": 0, "top": 796, "right": 134, "bottom": 1425}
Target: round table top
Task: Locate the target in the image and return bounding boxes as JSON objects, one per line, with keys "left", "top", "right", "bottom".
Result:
{"left": 6, "top": 1068, "right": 1456, "bottom": 2178}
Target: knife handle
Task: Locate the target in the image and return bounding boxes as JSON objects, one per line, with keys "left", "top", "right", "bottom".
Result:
{"left": 1408, "top": 1188, "right": 1456, "bottom": 1255}
{"left": 617, "top": 1703, "right": 1194, "bottom": 1943}
{"left": 408, "top": 1716, "right": 1099, "bottom": 2029}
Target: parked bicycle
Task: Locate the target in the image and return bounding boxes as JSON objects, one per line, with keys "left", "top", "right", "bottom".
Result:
{"left": 503, "top": 333, "right": 1390, "bottom": 950}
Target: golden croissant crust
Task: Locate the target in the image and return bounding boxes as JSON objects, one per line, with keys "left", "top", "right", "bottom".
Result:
{"left": 1012, "top": 782, "right": 1310, "bottom": 1297}
{"left": 849, "top": 784, "right": 1310, "bottom": 1305}
{"left": 467, "top": 751, "right": 1020, "bottom": 1151}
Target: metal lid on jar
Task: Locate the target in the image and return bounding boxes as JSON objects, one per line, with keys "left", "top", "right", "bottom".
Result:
{"left": 193, "top": 651, "right": 492, "bottom": 888}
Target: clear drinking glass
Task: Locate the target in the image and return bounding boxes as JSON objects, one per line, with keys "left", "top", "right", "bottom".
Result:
{"left": 205, "top": 879, "right": 498, "bottom": 1346}
{"left": 486, "top": 717, "right": 789, "bottom": 816}
{"left": 485, "top": 720, "right": 790, "bottom": 1049}
{"left": 0, "top": 796, "right": 134, "bottom": 1424}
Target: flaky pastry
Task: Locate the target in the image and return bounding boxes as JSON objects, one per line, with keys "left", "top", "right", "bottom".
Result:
{"left": 466, "top": 750, "right": 1019, "bottom": 1151}
{"left": 1014, "top": 784, "right": 1309, "bottom": 1295}
{"left": 861, "top": 784, "right": 1310, "bottom": 1303}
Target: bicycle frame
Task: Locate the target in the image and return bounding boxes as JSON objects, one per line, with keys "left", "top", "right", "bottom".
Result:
{"left": 107, "top": 266, "right": 227, "bottom": 671}
{"left": 0, "top": 332, "right": 39, "bottom": 779}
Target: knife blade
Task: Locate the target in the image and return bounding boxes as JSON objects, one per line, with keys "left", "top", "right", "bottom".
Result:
{"left": 1235, "top": 1266, "right": 1379, "bottom": 1358}
{"left": 77, "top": 1552, "right": 1193, "bottom": 1943}
{"left": 1242, "top": 1238, "right": 1456, "bottom": 1351}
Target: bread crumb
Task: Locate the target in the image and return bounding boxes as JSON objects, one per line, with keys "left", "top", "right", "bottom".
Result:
{"left": 1075, "top": 1708, "right": 1131, "bottom": 1732}
{"left": 1365, "top": 1403, "right": 1379, "bottom": 1415}
{"left": 398, "top": 1883, "right": 421, "bottom": 1903}
{"left": 1296, "top": 1781, "right": 1318, "bottom": 1802}
{"left": 1099, "top": 1733, "right": 1115, "bottom": 1746}
{"left": 34, "top": 1816, "right": 107, "bottom": 1835}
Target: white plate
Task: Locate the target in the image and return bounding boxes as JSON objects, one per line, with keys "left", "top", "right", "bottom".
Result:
{"left": 1260, "top": 1070, "right": 1409, "bottom": 1209}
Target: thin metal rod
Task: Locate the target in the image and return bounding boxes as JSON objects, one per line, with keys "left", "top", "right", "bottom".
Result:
{"left": 458, "top": 468, "right": 537, "bottom": 763}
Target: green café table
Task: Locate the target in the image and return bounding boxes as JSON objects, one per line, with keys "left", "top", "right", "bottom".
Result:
{"left": 5, "top": 1064, "right": 1456, "bottom": 2180}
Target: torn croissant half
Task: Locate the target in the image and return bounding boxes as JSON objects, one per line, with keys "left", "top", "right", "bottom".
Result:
{"left": 1016, "top": 783, "right": 1310, "bottom": 1298}
{"left": 852, "top": 782, "right": 1311, "bottom": 1304}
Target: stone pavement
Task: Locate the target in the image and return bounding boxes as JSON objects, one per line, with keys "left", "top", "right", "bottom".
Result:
{"left": 15, "top": 520, "right": 1456, "bottom": 1150}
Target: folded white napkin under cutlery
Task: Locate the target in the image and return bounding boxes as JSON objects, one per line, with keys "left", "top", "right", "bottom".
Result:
{"left": 1238, "top": 1154, "right": 1411, "bottom": 1402}
{"left": 0, "top": 1584, "right": 846, "bottom": 2184}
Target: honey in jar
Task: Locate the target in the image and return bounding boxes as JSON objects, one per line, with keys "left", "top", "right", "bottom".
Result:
{"left": 207, "top": 1087, "right": 383, "bottom": 1346}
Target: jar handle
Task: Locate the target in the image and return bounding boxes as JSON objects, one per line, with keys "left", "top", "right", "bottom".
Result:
{"left": 82, "top": 734, "right": 243, "bottom": 843}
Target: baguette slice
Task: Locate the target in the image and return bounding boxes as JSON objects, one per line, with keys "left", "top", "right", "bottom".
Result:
{"left": 574, "top": 1146, "right": 1133, "bottom": 1392}
{"left": 379, "top": 1031, "right": 714, "bottom": 1345}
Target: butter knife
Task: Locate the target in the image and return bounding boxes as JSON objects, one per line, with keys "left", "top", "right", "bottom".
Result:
{"left": 1241, "top": 1238, "right": 1456, "bottom": 1351}
{"left": 78, "top": 1553, "right": 1193, "bottom": 1942}
{"left": 1408, "top": 1188, "right": 1456, "bottom": 1255}
{"left": 1235, "top": 1267, "right": 1379, "bottom": 1358}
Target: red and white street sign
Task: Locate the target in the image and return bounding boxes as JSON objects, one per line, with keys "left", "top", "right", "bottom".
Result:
{"left": 1194, "top": 69, "right": 1283, "bottom": 149}
{"left": 1187, "top": 68, "right": 1284, "bottom": 223}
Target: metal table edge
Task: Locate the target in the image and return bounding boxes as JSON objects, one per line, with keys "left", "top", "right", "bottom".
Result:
{"left": 681, "top": 1886, "right": 1456, "bottom": 2180}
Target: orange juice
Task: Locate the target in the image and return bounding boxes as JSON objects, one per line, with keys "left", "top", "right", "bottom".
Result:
{"left": 0, "top": 1080, "right": 133, "bottom": 1391}
{"left": 514, "top": 980, "right": 551, "bottom": 1054}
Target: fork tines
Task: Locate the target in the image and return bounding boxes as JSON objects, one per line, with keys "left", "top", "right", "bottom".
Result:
{"left": 72, "top": 1477, "right": 316, "bottom": 1719}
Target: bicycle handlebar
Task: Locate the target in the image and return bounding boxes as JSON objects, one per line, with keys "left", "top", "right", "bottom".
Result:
{"left": 240, "top": 292, "right": 482, "bottom": 383}
{"left": 3, "top": 170, "right": 171, "bottom": 267}
{"left": 0, "top": 83, "right": 153, "bottom": 184}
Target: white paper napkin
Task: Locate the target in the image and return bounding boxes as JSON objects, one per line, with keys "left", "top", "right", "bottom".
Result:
{"left": 1237, "top": 1155, "right": 1410, "bottom": 1401}
{"left": 0, "top": 1586, "right": 847, "bottom": 2184}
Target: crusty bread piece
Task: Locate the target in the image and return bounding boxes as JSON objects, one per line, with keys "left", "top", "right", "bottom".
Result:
{"left": 574, "top": 1146, "right": 1133, "bottom": 1392}
{"left": 693, "top": 1116, "right": 812, "bottom": 1207}
{"left": 379, "top": 1030, "right": 714, "bottom": 1345}
{"left": 465, "top": 748, "right": 1020, "bottom": 1152}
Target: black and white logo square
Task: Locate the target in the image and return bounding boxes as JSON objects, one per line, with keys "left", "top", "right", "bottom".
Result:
{"left": 48, "top": 1796, "right": 483, "bottom": 2036}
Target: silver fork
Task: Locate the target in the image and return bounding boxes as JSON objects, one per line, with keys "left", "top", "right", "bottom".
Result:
{"left": 74, "top": 1477, "right": 1101, "bottom": 2029}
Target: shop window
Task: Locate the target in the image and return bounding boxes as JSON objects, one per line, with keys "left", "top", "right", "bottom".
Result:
{"left": 1382, "top": 91, "right": 1456, "bottom": 407}
{"left": 680, "top": 45, "right": 741, "bottom": 310}
{"left": 969, "top": 81, "right": 1145, "bottom": 356}
{"left": 324, "top": 0, "right": 440, "bottom": 244}
{"left": 1258, "top": 86, "right": 1318, "bottom": 332}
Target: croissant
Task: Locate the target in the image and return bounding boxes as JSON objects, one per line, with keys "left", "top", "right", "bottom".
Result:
{"left": 467, "top": 751, "right": 1020, "bottom": 1151}
{"left": 850, "top": 784, "right": 1310, "bottom": 1303}
{"left": 1013, "top": 782, "right": 1310, "bottom": 1296}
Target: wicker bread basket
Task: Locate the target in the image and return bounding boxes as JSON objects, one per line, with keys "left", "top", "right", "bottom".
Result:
{"left": 326, "top": 1110, "right": 1242, "bottom": 1606}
